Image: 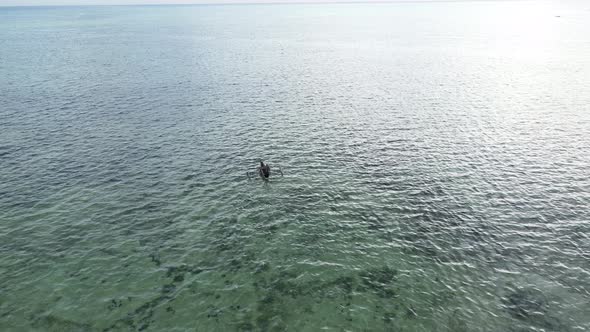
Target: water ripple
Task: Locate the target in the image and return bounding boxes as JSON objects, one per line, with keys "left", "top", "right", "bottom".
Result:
{"left": 2, "top": 2, "right": 590, "bottom": 332}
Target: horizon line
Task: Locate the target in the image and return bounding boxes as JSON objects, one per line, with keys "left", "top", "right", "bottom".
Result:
{"left": 0, "top": 0, "right": 532, "bottom": 8}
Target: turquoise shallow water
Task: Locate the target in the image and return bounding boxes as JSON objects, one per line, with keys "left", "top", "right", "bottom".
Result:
{"left": 1, "top": 1, "right": 590, "bottom": 331}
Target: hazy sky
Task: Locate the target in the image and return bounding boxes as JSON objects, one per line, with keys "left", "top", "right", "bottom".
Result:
{"left": 1, "top": 0, "right": 450, "bottom": 7}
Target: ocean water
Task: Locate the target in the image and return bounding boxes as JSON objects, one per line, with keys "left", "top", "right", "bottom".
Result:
{"left": 1, "top": 1, "right": 590, "bottom": 331}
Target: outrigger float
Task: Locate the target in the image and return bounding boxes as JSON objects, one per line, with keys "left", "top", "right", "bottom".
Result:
{"left": 247, "top": 165, "right": 283, "bottom": 180}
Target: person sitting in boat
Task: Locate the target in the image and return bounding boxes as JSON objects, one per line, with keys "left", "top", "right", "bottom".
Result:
{"left": 258, "top": 161, "right": 270, "bottom": 178}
